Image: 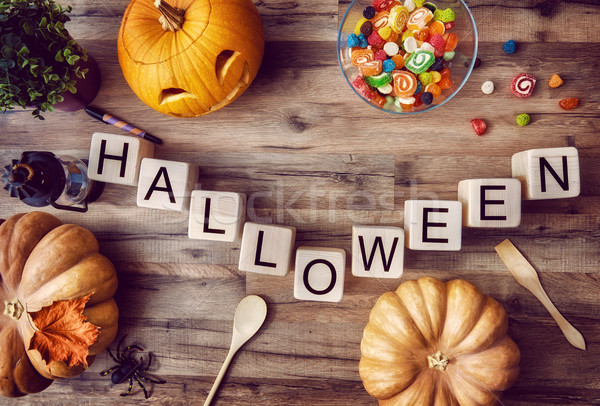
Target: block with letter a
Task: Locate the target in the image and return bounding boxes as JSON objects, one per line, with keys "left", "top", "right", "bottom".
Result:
{"left": 458, "top": 178, "right": 521, "bottom": 228}
{"left": 188, "top": 190, "right": 246, "bottom": 242}
{"left": 512, "top": 147, "right": 580, "bottom": 200}
{"left": 239, "top": 222, "right": 296, "bottom": 276}
{"left": 88, "top": 132, "right": 154, "bottom": 186}
{"left": 404, "top": 200, "right": 462, "bottom": 251}
{"left": 294, "top": 247, "right": 346, "bottom": 302}
{"left": 351, "top": 226, "right": 404, "bottom": 278}
{"left": 136, "top": 158, "right": 198, "bottom": 212}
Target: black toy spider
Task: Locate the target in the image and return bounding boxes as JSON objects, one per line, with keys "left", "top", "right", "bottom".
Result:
{"left": 100, "top": 335, "right": 166, "bottom": 398}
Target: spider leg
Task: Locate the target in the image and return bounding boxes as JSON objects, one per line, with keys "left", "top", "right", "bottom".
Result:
{"left": 120, "top": 377, "right": 134, "bottom": 397}
{"left": 106, "top": 348, "right": 120, "bottom": 363}
{"left": 140, "top": 352, "right": 152, "bottom": 372}
{"left": 138, "top": 374, "right": 166, "bottom": 384}
{"left": 99, "top": 365, "right": 119, "bottom": 376}
{"left": 116, "top": 334, "right": 128, "bottom": 360}
{"left": 133, "top": 373, "right": 149, "bottom": 399}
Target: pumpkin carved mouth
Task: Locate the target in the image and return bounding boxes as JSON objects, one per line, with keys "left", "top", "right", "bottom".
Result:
{"left": 158, "top": 87, "right": 196, "bottom": 105}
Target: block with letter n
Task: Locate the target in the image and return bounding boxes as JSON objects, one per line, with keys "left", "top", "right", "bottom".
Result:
{"left": 239, "top": 222, "right": 296, "bottom": 276}
{"left": 136, "top": 158, "right": 198, "bottom": 212}
{"left": 188, "top": 190, "right": 246, "bottom": 242}
{"left": 404, "top": 200, "right": 462, "bottom": 251}
{"left": 351, "top": 226, "right": 404, "bottom": 278}
{"left": 512, "top": 147, "right": 580, "bottom": 200}
{"left": 88, "top": 132, "right": 154, "bottom": 186}
{"left": 294, "top": 247, "right": 346, "bottom": 302}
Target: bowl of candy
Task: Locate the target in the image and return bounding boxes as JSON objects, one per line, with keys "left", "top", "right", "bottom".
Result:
{"left": 338, "top": 0, "right": 478, "bottom": 114}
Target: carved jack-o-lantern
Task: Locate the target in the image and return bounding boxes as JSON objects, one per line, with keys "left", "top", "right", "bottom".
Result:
{"left": 118, "top": 0, "right": 264, "bottom": 117}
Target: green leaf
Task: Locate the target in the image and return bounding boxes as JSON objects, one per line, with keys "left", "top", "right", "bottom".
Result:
{"left": 22, "top": 22, "right": 33, "bottom": 35}
{"left": 49, "top": 73, "right": 59, "bottom": 81}
{"left": 54, "top": 49, "right": 64, "bottom": 62}
{"left": 66, "top": 54, "right": 79, "bottom": 65}
{"left": 38, "top": 16, "right": 47, "bottom": 28}
{"left": 1, "top": 45, "right": 13, "bottom": 58}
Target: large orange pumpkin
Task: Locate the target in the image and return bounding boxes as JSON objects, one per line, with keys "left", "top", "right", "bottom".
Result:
{"left": 118, "top": 0, "right": 265, "bottom": 117}
{"left": 360, "top": 277, "right": 520, "bottom": 405}
{"left": 0, "top": 212, "right": 119, "bottom": 397}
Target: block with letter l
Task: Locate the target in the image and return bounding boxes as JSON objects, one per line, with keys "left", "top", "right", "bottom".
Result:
{"left": 188, "top": 190, "right": 246, "bottom": 242}
{"left": 239, "top": 222, "right": 296, "bottom": 276}
{"left": 351, "top": 225, "right": 404, "bottom": 278}
{"left": 294, "top": 247, "right": 346, "bottom": 302}
{"left": 404, "top": 200, "right": 462, "bottom": 251}
{"left": 512, "top": 147, "right": 580, "bottom": 200}
{"left": 136, "top": 158, "right": 198, "bottom": 212}
{"left": 458, "top": 178, "right": 521, "bottom": 228}
{"left": 88, "top": 132, "right": 154, "bottom": 186}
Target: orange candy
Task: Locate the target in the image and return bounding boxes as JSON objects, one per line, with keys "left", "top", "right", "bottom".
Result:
{"left": 358, "top": 60, "right": 383, "bottom": 76}
{"left": 549, "top": 73, "right": 564, "bottom": 88}
{"left": 387, "top": 29, "right": 399, "bottom": 43}
{"left": 559, "top": 97, "right": 579, "bottom": 110}
{"left": 391, "top": 54, "right": 405, "bottom": 69}
{"left": 406, "top": 7, "right": 433, "bottom": 30}
{"left": 438, "top": 77, "right": 452, "bottom": 90}
{"left": 414, "top": 28, "right": 429, "bottom": 42}
{"left": 444, "top": 32, "right": 458, "bottom": 52}
{"left": 351, "top": 48, "right": 374, "bottom": 67}
{"left": 425, "top": 83, "right": 441, "bottom": 97}
{"left": 429, "top": 20, "right": 446, "bottom": 36}
{"left": 372, "top": 11, "right": 390, "bottom": 30}
{"left": 393, "top": 71, "right": 417, "bottom": 97}
{"left": 440, "top": 67, "right": 451, "bottom": 78}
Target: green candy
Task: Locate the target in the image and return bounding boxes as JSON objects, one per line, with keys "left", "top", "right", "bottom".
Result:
{"left": 419, "top": 72, "right": 432, "bottom": 86}
{"left": 517, "top": 113, "right": 530, "bottom": 126}
{"left": 414, "top": 0, "right": 426, "bottom": 7}
{"left": 443, "top": 51, "right": 455, "bottom": 61}
{"left": 434, "top": 8, "right": 455, "bottom": 22}
{"left": 405, "top": 50, "right": 435, "bottom": 74}
{"left": 364, "top": 72, "right": 392, "bottom": 88}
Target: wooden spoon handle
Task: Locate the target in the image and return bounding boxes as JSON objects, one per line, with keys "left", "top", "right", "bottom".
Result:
{"left": 204, "top": 348, "right": 235, "bottom": 406}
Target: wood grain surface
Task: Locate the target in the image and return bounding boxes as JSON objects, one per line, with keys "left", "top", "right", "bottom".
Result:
{"left": 1, "top": 0, "right": 600, "bottom": 404}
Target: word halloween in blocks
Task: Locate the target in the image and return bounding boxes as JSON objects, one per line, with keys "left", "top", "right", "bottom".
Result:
{"left": 88, "top": 133, "right": 581, "bottom": 302}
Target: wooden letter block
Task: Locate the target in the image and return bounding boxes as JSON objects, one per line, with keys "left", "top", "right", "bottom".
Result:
{"left": 457, "top": 178, "right": 521, "bottom": 228}
{"left": 136, "top": 158, "right": 198, "bottom": 212}
{"left": 512, "top": 147, "right": 580, "bottom": 200}
{"left": 404, "top": 200, "right": 462, "bottom": 251}
{"left": 88, "top": 132, "right": 154, "bottom": 186}
{"left": 351, "top": 226, "right": 404, "bottom": 278}
{"left": 239, "top": 222, "right": 296, "bottom": 276}
{"left": 294, "top": 247, "right": 346, "bottom": 302}
{"left": 188, "top": 191, "right": 246, "bottom": 242}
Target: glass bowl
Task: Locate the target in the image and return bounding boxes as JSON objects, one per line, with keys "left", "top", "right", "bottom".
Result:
{"left": 337, "top": 0, "right": 478, "bottom": 114}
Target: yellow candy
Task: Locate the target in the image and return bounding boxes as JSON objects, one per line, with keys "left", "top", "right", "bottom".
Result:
{"left": 388, "top": 5, "right": 409, "bottom": 33}
{"left": 418, "top": 72, "right": 432, "bottom": 86}
{"left": 379, "top": 26, "right": 392, "bottom": 40}
{"left": 430, "top": 71, "right": 442, "bottom": 83}
{"left": 354, "top": 17, "right": 367, "bottom": 36}
{"left": 401, "top": 30, "right": 414, "bottom": 42}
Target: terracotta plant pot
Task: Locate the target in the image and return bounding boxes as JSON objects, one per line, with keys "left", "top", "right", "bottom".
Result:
{"left": 54, "top": 55, "right": 101, "bottom": 112}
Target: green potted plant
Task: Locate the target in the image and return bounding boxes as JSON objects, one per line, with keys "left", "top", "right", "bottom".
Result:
{"left": 0, "top": 0, "right": 100, "bottom": 119}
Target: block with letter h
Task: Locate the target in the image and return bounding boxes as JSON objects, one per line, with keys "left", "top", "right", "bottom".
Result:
{"left": 137, "top": 158, "right": 199, "bottom": 212}
{"left": 239, "top": 222, "right": 296, "bottom": 276}
{"left": 88, "top": 132, "right": 154, "bottom": 186}
{"left": 188, "top": 191, "right": 246, "bottom": 242}
{"left": 351, "top": 226, "right": 404, "bottom": 278}
{"left": 512, "top": 147, "right": 580, "bottom": 200}
{"left": 404, "top": 200, "right": 462, "bottom": 251}
{"left": 294, "top": 247, "right": 346, "bottom": 302}
{"left": 458, "top": 178, "right": 521, "bottom": 228}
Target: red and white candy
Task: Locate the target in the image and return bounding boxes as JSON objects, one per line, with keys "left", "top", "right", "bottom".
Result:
{"left": 511, "top": 73, "right": 536, "bottom": 98}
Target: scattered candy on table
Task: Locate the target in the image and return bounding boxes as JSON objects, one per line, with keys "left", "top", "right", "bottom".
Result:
{"left": 481, "top": 80, "right": 494, "bottom": 94}
{"left": 503, "top": 40, "right": 517, "bottom": 54}
{"left": 511, "top": 73, "right": 536, "bottom": 98}
{"left": 559, "top": 97, "right": 579, "bottom": 110}
{"left": 549, "top": 73, "right": 564, "bottom": 88}
{"left": 471, "top": 118, "right": 487, "bottom": 136}
{"left": 343, "top": 0, "right": 461, "bottom": 111}
{"left": 472, "top": 57, "right": 482, "bottom": 69}
{"left": 516, "top": 113, "right": 530, "bottom": 126}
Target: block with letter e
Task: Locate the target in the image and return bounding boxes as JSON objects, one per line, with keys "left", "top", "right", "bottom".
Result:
{"left": 239, "top": 222, "right": 296, "bottom": 276}
{"left": 404, "top": 200, "right": 462, "bottom": 251}
{"left": 512, "top": 147, "right": 580, "bottom": 200}
{"left": 88, "top": 132, "right": 154, "bottom": 186}
{"left": 351, "top": 226, "right": 404, "bottom": 278}
{"left": 294, "top": 247, "right": 346, "bottom": 302}
{"left": 458, "top": 178, "right": 521, "bottom": 228}
{"left": 136, "top": 158, "right": 198, "bottom": 212}
{"left": 188, "top": 190, "right": 246, "bottom": 242}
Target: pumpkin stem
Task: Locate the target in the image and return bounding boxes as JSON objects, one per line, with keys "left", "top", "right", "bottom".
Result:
{"left": 154, "top": 0, "right": 185, "bottom": 32}
{"left": 427, "top": 351, "right": 450, "bottom": 372}
{"left": 3, "top": 298, "right": 25, "bottom": 321}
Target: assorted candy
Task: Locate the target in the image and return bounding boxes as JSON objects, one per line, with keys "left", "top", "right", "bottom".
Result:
{"left": 481, "top": 80, "right": 494, "bottom": 94}
{"left": 549, "top": 73, "right": 563, "bottom": 88}
{"left": 471, "top": 118, "right": 486, "bottom": 135}
{"left": 516, "top": 113, "right": 530, "bottom": 126}
{"left": 503, "top": 40, "right": 517, "bottom": 54}
{"left": 511, "top": 73, "right": 536, "bottom": 98}
{"left": 559, "top": 97, "right": 579, "bottom": 110}
{"left": 344, "top": 0, "right": 458, "bottom": 111}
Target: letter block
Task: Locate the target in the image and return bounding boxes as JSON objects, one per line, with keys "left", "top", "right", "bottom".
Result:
{"left": 404, "top": 200, "right": 462, "bottom": 251}
{"left": 136, "top": 158, "right": 198, "bottom": 212}
{"left": 351, "top": 226, "right": 404, "bottom": 278}
{"left": 88, "top": 132, "right": 154, "bottom": 186}
{"left": 239, "top": 222, "right": 296, "bottom": 276}
{"left": 294, "top": 247, "right": 346, "bottom": 302}
{"left": 457, "top": 178, "right": 521, "bottom": 228}
{"left": 512, "top": 147, "right": 580, "bottom": 200}
{"left": 188, "top": 191, "right": 246, "bottom": 242}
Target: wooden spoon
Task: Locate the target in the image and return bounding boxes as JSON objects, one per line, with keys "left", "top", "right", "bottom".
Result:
{"left": 203, "top": 295, "right": 268, "bottom": 406}
{"left": 495, "top": 238, "right": 586, "bottom": 350}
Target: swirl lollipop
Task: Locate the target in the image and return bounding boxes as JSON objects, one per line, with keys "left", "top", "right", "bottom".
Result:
{"left": 511, "top": 73, "right": 536, "bottom": 98}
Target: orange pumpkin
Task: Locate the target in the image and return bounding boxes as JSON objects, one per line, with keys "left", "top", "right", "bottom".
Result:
{"left": 360, "top": 277, "right": 520, "bottom": 405}
{"left": 0, "top": 212, "right": 119, "bottom": 397}
{"left": 118, "top": 0, "right": 265, "bottom": 117}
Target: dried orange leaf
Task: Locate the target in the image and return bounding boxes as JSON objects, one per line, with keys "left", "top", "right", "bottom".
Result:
{"left": 28, "top": 293, "right": 99, "bottom": 368}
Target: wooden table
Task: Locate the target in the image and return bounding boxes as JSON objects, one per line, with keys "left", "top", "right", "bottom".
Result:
{"left": 2, "top": 0, "right": 599, "bottom": 404}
